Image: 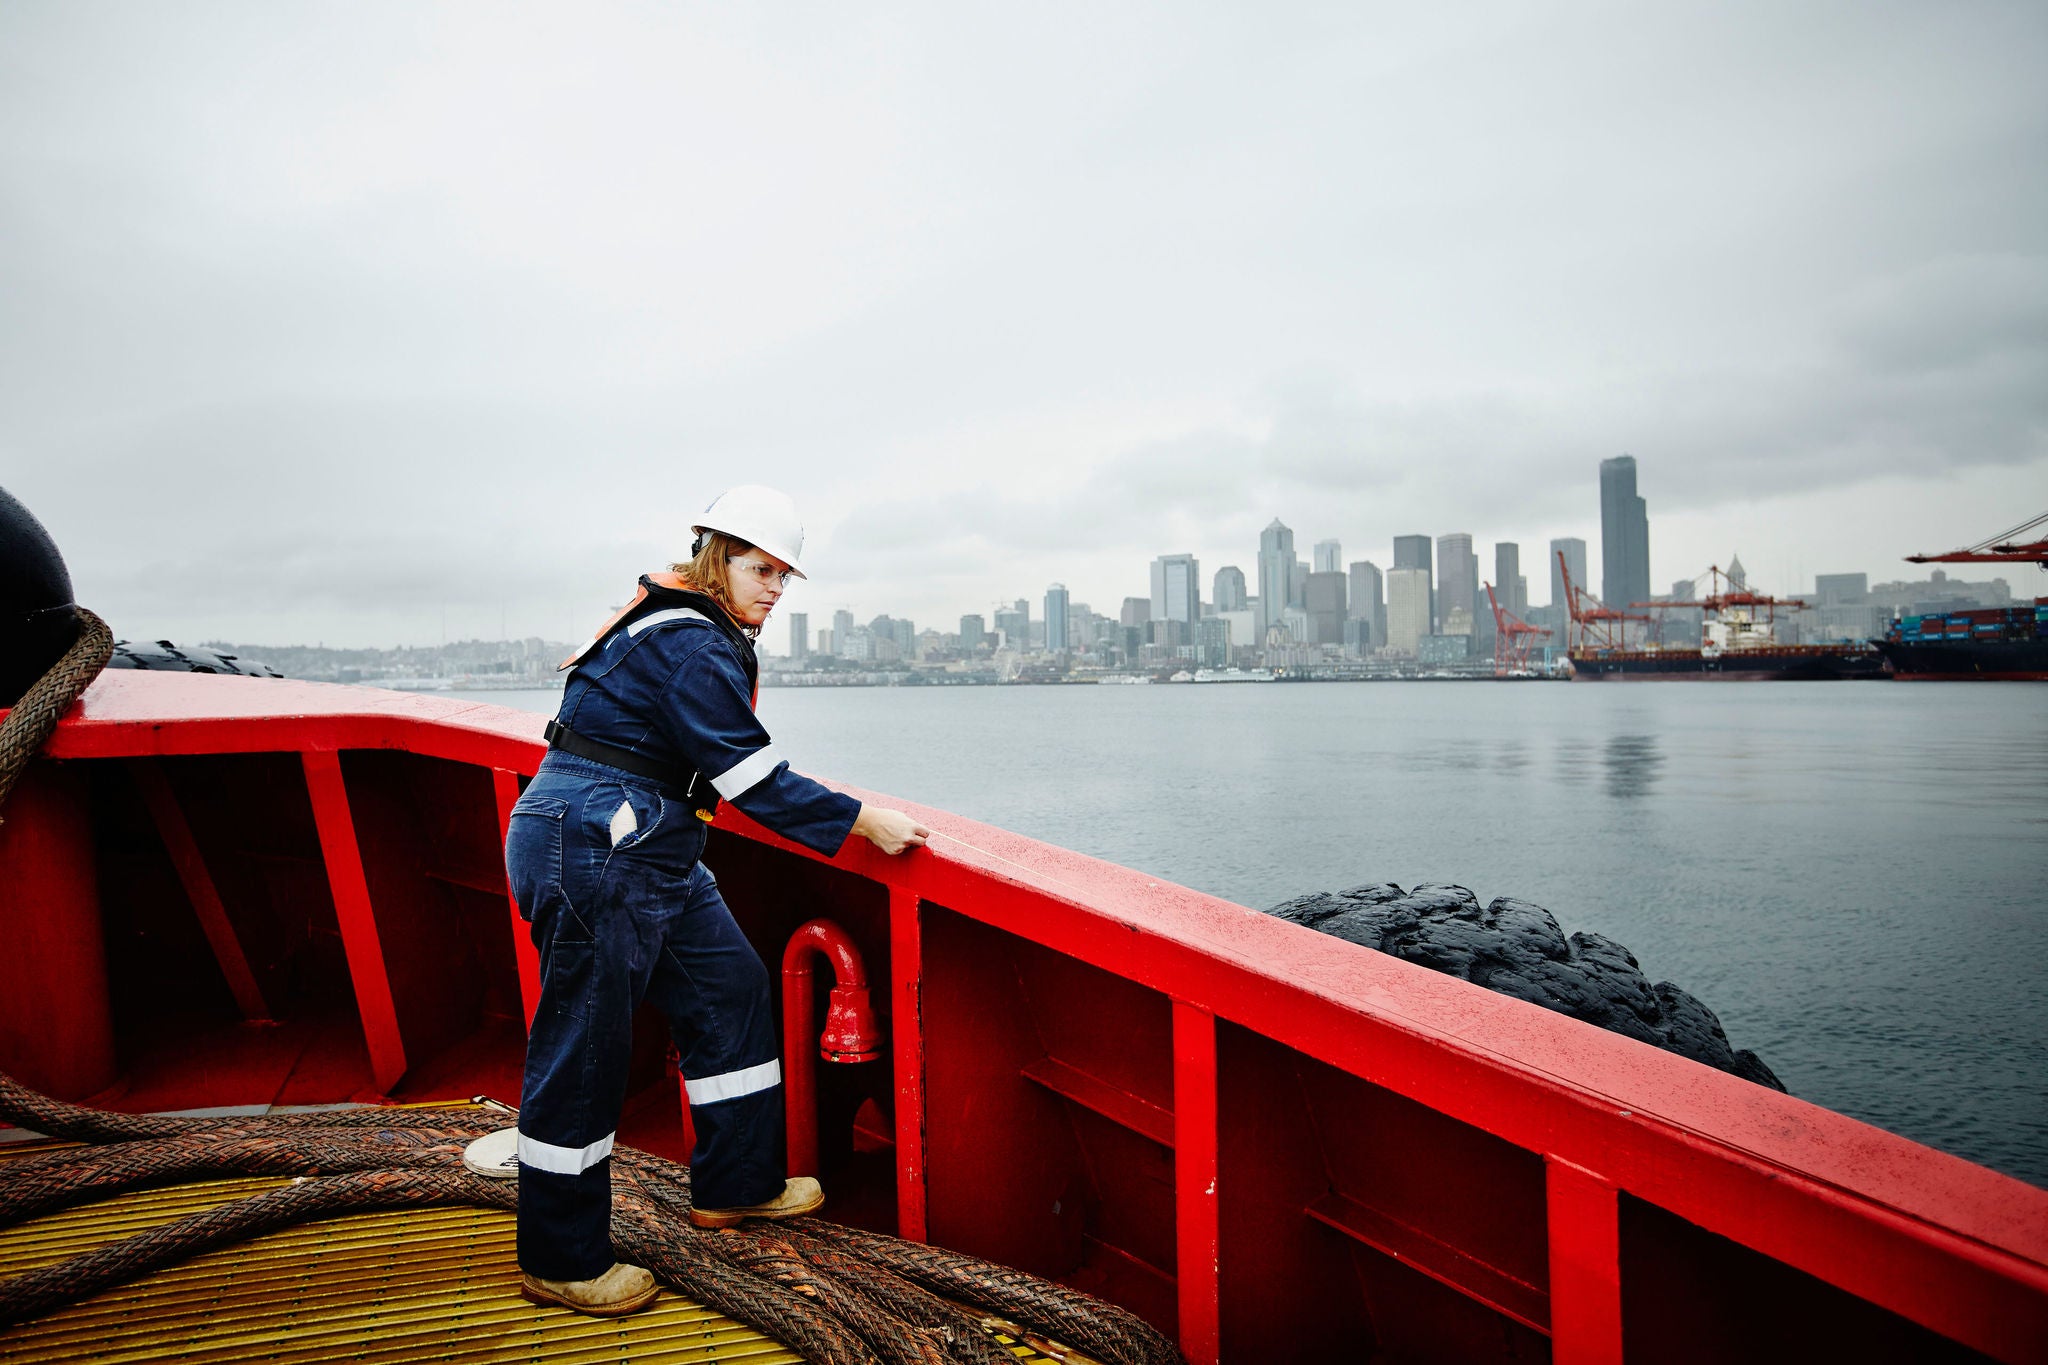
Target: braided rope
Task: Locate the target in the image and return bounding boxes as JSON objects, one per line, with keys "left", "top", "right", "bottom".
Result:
{"left": 0, "top": 606, "right": 112, "bottom": 820}
{"left": 0, "top": 1072, "right": 1186, "bottom": 1365}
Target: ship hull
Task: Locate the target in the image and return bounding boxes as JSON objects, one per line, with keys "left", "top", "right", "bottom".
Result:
{"left": 1568, "top": 645, "right": 1886, "bottom": 681}
{"left": 1875, "top": 638, "right": 2048, "bottom": 681}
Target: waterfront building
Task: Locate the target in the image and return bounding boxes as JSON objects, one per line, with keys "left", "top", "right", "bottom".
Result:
{"left": 1393, "top": 535, "right": 1435, "bottom": 632}
{"left": 1386, "top": 567, "right": 1431, "bottom": 656}
{"left": 1600, "top": 454, "right": 1652, "bottom": 610}
{"left": 993, "top": 604, "right": 1027, "bottom": 651}
{"left": 833, "top": 609, "right": 856, "bottom": 658}
{"left": 1216, "top": 609, "right": 1256, "bottom": 660}
{"left": 1257, "top": 520, "right": 1295, "bottom": 641}
{"left": 1550, "top": 537, "right": 1588, "bottom": 610}
{"left": 1348, "top": 561, "right": 1385, "bottom": 650}
{"left": 1213, "top": 566, "right": 1248, "bottom": 613}
{"left": 1151, "top": 553, "right": 1201, "bottom": 627}
{"left": 1195, "top": 616, "right": 1231, "bottom": 667}
{"left": 1418, "top": 633, "right": 1473, "bottom": 665}
{"left": 1305, "top": 571, "right": 1348, "bottom": 645}
{"left": 1437, "top": 533, "right": 1478, "bottom": 634}
{"left": 817, "top": 628, "right": 834, "bottom": 656}
{"left": 1045, "top": 583, "right": 1071, "bottom": 653}
{"left": 1313, "top": 539, "right": 1342, "bottom": 575}
{"left": 788, "top": 611, "right": 808, "bottom": 662}
{"left": 959, "top": 614, "right": 986, "bottom": 654}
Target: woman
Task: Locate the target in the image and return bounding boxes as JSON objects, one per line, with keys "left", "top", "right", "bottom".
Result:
{"left": 505, "top": 485, "right": 928, "bottom": 1316}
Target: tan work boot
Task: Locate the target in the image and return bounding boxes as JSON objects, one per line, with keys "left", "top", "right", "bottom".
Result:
{"left": 688, "top": 1176, "right": 824, "bottom": 1228}
{"left": 520, "top": 1262, "right": 659, "bottom": 1316}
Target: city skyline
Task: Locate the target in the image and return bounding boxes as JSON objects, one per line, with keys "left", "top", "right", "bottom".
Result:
{"left": 5, "top": 5, "right": 2041, "bottom": 649}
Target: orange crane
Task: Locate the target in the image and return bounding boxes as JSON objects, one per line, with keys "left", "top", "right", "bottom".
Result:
{"left": 1630, "top": 565, "right": 1807, "bottom": 647}
{"left": 1483, "top": 581, "right": 1550, "bottom": 676}
{"left": 1556, "top": 550, "right": 1651, "bottom": 652}
{"left": 1905, "top": 511, "right": 2048, "bottom": 568}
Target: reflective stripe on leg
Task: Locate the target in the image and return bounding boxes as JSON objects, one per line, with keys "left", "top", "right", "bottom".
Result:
{"left": 518, "top": 1130, "right": 616, "bottom": 1174}
{"left": 685, "top": 1058, "right": 782, "bottom": 1105}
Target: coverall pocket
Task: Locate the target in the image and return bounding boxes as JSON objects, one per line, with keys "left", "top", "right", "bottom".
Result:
{"left": 505, "top": 795, "right": 569, "bottom": 926}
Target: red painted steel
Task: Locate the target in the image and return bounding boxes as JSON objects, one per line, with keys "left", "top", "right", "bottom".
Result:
{"left": 490, "top": 766, "right": 541, "bottom": 1025}
{"left": 781, "top": 918, "right": 884, "bottom": 1178}
{"left": 127, "top": 759, "right": 272, "bottom": 1023}
{"left": 1173, "top": 1001, "right": 1221, "bottom": 1365}
{"left": 12, "top": 671, "right": 2048, "bottom": 1362}
{"left": 888, "top": 887, "right": 928, "bottom": 1244}
{"left": 299, "top": 748, "right": 407, "bottom": 1094}
{"left": 1547, "top": 1158, "right": 1624, "bottom": 1365}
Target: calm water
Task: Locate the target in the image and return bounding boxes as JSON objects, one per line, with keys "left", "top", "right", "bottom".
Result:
{"left": 498, "top": 681, "right": 2048, "bottom": 1186}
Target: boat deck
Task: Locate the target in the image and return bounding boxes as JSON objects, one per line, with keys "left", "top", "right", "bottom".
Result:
{"left": 0, "top": 1125, "right": 1078, "bottom": 1365}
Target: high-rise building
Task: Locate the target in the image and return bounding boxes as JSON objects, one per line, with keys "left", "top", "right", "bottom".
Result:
{"left": 1151, "top": 554, "right": 1201, "bottom": 626}
{"left": 1305, "top": 571, "right": 1348, "bottom": 645}
{"left": 1313, "top": 539, "right": 1342, "bottom": 575}
{"left": 1120, "top": 596, "right": 1151, "bottom": 628}
{"left": 992, "top": 604, "right": 1027, "bottom": 650}
{"left": 1291, "top": 557, "right": 1309, "bottom": 610}
{"left": 1348, "top": 561, "right": 1384, "bottom": 649}
{"left": 832, "top": 609, "right": 855, "bottom": 658}
{"left": 1815, "top": 573, "right": 1868, "bottom": 605}
{"left": 1386, "top": 567, "right": 1431, "bottom": 656}
{"left": 1044, "top": 583, "right": 1070, "bottom": 653}
{"left": 1212, "top": 566, "right": 1248, "bottom": 613}
{"left": 1436, "top": 533, "right": 1477, "bottom": 633}
{"left": 1493, "top": 544, "right": 1524, "bottom": 615}
{"left": 1550, "top": 537, "right": 1587, "bottom": 609}
{"left": 1257, "top": 520, "right": 1295, "bottom": 640}
{"left": 1393, "top": 535, "right": 1434, "bottom": 631}
{"left": 959, "top": 614, "right": 986, "bottom": 653}
{"left": 788, "top": 612, "right": 808, "bottom": 661}
{"left": 1600, "top": 455, "right": 1651, "bottom": 609}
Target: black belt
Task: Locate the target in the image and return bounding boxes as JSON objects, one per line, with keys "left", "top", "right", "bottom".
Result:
{"left": 543, "top": 720, "right": 718, "bottom": 816}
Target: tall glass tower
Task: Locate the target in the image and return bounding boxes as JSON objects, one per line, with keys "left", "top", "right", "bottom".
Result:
{"left": 1257, "top": 520, "right": 1295, "bottom": 640}
{"left": 1600, "top": 455, "right": 1651, "bottom": 608}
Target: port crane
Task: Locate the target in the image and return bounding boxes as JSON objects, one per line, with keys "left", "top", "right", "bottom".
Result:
{"left": 1555, "top": 550, "right": 1651, "bottom": 652}
{"left": 1905, "top": 511, "right": 2048, "bottom": 569}
{"left": 1483, "top": 581, "right": 1550, "bottom": 676}
{"left": 1629, "top": 565, "right": 1808, "bottom": 650}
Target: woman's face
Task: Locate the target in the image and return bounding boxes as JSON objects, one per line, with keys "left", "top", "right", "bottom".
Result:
{"left": 724, "top": 549, "right": 792, "bottom": 627}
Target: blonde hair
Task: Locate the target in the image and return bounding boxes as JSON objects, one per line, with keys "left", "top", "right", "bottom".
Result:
{"left": 671, "top": 530, "right": 760, "bottom": 639}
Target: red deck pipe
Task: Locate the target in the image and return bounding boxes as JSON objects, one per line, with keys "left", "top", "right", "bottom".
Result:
{"left": 782, "top": 918, "right": 884, "bottom": 1178}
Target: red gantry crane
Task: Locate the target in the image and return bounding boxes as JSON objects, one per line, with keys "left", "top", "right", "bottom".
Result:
{"left": 1905, "top": 511, "right": 2048, "bottom": 568}
{"left": 1556, "top": 550, "right": 1651, "bottom": 653}
{"left": 1483, "top": 581, "right": 1550, "bottom": 676}
{"left": 1630, "top": 565, "right": 1808, "bottom": 649}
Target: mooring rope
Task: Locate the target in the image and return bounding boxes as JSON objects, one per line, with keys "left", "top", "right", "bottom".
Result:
{"left": 0, "top": 606, "right": 111, "bottom": 820}
{"left": 0, "top": 1071, "right": 1184, "bottom": 1365}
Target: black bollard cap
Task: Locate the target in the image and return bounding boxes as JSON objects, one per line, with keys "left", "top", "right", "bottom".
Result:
{"left": 0, "top": 485, "right": 83, "bottom": 707}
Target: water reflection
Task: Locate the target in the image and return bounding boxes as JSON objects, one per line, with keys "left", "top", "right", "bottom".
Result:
{"left": 1605, "top": 734, "right": 1664, "bottom": 799}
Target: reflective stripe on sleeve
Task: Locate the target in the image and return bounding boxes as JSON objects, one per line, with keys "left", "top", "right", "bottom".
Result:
{"left": 684, "top": 1058, "right": 782, "bottom": 1106}
{"left": 710, "top": 744, "right": 782, "bottom": 799}
{"left": 518, "top": 1130, "right": 615, "bottom": 1175}
{"left": 627, "top": 607, "right": 712, "bottom": 636}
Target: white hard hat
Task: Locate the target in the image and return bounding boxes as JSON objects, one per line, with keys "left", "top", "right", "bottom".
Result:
{"left": 692, "top": 485, "right": 806, "bottom": 579}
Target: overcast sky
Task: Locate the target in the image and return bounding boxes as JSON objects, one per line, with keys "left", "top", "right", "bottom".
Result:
{"left": 4, "top": 1, "right": 2043, "bottom": 649}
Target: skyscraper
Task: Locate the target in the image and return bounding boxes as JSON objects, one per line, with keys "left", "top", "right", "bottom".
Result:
{"left": 1256, "top": 520, "right": 1295, "bottom": 640}
{"left": 1120, "top": 596, "right": 1151, "bottom": 628}
{"left": 1212, "top": 565, "right": 1247, "bottom": 613}
{"left": 1305, "top": 571, "right": 1347, "bottom": 645}
{"left": 1386, "top": 568, "right": 1431, "bottom": 656}
{"left": 1550, "top": 537, "right": 1588, "bottom": 609}
{"left": 832, "top": 609, "right": 855, "bottom": 658}
{"left": 1151, "top": 553, "right": 1201, "bottom": 626}
{"left": 1393, "top": 535, "right": 1434, "bottom": 631}
{"left": 1436, "top": 533, "right": 1477, "bottom": 634}
{"left": 1348, "top": 560, "right": 1384, "bottom": 649}
{"left": 1493, "top": 544, "right": 1523, "bottom": 616}
{"left": 959, "top": 614, "right": 986, "bottom": 653}
{"left": 1313, "top": 539, "right": 1342, "bottom": 575}
{"left": 1600, "top": 455, "right": 1651, "bottom": 609}
{"left": 788, "top": 611, "right": 808, "bottom": 661}
{"left": 1044, "top": 583, "right": 1070, "bottom": 652}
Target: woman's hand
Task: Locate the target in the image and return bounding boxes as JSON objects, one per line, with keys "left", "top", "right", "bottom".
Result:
{"left": 852, "top": 804, "right": 930, "bottom": 855}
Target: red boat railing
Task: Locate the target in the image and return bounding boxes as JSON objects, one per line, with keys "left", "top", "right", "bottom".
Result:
{"left": 4, "top": 672, "right": 2044, "bottom": 1364}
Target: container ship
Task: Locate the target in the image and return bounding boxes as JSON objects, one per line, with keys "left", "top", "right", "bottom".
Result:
{"left": 2, "top": 491, "right": 2045, "bottom": 1365}
{"left": 1875, "top": 515, "right": 2048, "bottom": 681}
{"left": 1556, "top": 556, "right": 1884, "bottom": 682}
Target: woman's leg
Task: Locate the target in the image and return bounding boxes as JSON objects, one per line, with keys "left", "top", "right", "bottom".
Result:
{"left": 644, "top": 861, "right": 788, "bottom": 1210}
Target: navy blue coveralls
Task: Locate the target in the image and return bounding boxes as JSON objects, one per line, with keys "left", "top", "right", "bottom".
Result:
{"left": 505, "top": 576, "right": 860, "bottom": 1282}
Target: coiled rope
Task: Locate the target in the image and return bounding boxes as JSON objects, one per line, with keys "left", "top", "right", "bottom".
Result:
{"left": 0, "top": 1071, "right": 1183, "bottom": 1365}
{"left": 0, "top": 606, "right": 112, "bottom": 820}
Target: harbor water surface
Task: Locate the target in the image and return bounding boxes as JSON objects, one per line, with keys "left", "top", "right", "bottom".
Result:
{"left": 500, "top": 682, "right": 2048, "bottom": 1187}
